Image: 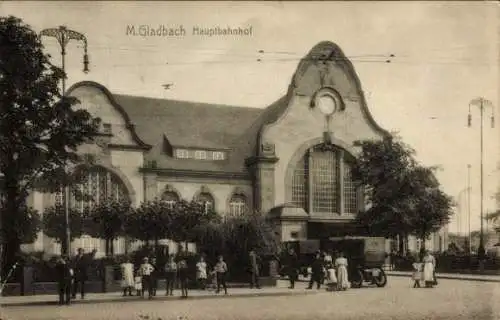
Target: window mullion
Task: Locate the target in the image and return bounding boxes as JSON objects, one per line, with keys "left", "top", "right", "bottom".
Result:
{"left": 307, "top": 148, "right": 313, "bottom": 215}
{"left": 338, "top": 149, "right": 345, "bottom": 216}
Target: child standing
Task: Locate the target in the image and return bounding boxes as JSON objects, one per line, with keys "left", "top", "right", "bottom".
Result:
{"left": 177, "top": 259, "right": 189, "bottom": 298}
{"left": 139, "top": 257, "right": 154, "bottom": 299}
{"left": 214, "top": 255, "right": 228, "bottom": 295}
{"left": 164, "top": 255, "right": 177, "bottom": 296}
{"left": 325, "top": 262, "right": 337, "bottom": 291}
{"left": 412, "top": 257, "right": 423, "bottom": 288}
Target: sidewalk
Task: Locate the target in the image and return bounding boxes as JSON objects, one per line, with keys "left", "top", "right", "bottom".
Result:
{"left": 1, "top": 281, "right": 317, "bottom": 307}
{"left": 385, "top": 271, "right": 500, "bottom": 283}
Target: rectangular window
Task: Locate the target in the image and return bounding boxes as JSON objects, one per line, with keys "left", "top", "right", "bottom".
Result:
{"left": 194, "top": 150, "right": 207, "bottom": 160}
{"left": 213, "top": 151, "right": 225, "bottom": 160}
{"left": 102, "top": 123, "right": 112, "bottom": 134}
{"left": 175, "top": 149, "right": 190, "bottom": 159}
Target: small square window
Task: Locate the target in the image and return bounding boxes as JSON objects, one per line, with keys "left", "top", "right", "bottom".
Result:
{"left": 102, "top": 123, "right": 112, "bottom": 134}
{"left": 290, "top": 232, "right": 299, "bottom": 239}
{"left": 213, "top": 152, "right": 225, "bottom": 160}
{"left": 194, "top": 150, "right": 207, "bottom": 160}
{"left": 175, "top": 149, "right": 189, "bottom": 159}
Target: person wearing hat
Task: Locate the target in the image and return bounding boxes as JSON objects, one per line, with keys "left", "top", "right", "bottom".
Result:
{"left": 139, "top": 257, "right": 154, "bottom": 299}
{"left": 56, "top": 255, "right": 73, "bottom": 305}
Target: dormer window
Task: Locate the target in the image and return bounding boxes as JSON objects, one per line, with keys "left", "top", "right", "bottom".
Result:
{"left": 194, "top": 150, "right": 207, "bottom": 160}
{"left": 175, "top": 149, "right": 189, "bottom": 159}
{"left": 173, "top": 148, "right": 226, "bottom": 161}
{"left": 102, "top": 123, "right": 112, "bottom": 134}
{"left": 213, "top": 151, "right": 225, "bottom": 160}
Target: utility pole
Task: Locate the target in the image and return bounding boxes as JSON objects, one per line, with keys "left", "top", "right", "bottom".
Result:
{"left": 468, "top": 97, "right": 495, "bottom": 264}
{"left": 467, "top": 164, "right": 471, "bottom": 253}
{"left": 40, "top": 26, "right": 90, "bottom": 256}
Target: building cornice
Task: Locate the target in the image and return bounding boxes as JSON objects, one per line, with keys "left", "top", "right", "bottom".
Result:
{"left": 245, "top": 156, "right": 280, "bottom": 167}
{"left": 139, "top": 167, "right": 251, "bottom": 180}
{"left": 108, "top": 143, "right": 151, "bottom": 151}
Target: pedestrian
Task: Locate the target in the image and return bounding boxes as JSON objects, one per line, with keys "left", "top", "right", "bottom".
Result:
{"left": 177, "top": 259, "right": 189, "bottom": 298}
{"left": 335, "top": 251, "right": 349, "bottom": 291}
{"left": 307, "top": 252, "right": 324, "bottom": 290}
{"left": 120, "top": 256, "right": 135, "bottom": 296}
{"left": 164, "top": 255, "right": 177, "bottom": 296}
{"left": 412, "top": 256, "right": 423, "bottom": 288}
{"left": 285, "top": 248, "right": 299, "bottom": 289}
{"left": 196, "top": 255, "right": 208, "bottom": 290}
{"left": 248, "top": 250, "right": 261, "bottom": 289}
{"left": 71, "top": 248, "right": 88, "bottom": 300}
{"left": 56, "top": 255, "right": 72, "bottom": 305}
{"left": 139, "top": 257, "right": 154, "bottom": 299}
{"left": 422, "top": 250, "right": 436, "bottom": 288}
{"left": 325, "top": 261, "right": 337, "bottom": 291}
{"left": 214, "top": 255, "right": 228, "bottom": 295}
{"left": 150, "top": 257, "right": 159, "bottom": 296}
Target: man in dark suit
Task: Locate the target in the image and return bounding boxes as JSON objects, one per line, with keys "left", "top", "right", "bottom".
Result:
{"left": 72, "top": 248, "right": 88, "bottom": 299}
{"left": 56, "top": 255, "right": 72, "bottom": 305}
{"left": 285, "top": 248, "right": 299, "bottom": 289}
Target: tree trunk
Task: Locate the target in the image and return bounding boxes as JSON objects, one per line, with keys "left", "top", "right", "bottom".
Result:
{"left": 1, "top": 177, "right": 25, "bottom": 279}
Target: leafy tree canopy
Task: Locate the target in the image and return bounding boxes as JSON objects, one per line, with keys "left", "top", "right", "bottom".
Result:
{"left": 42, "top": 205, "right": 84, "bottom": 243}
{"left": 0, "top": 16, "right": 100, "bottom": 272}
{"left": 352, "top": 135, "right": 453, "bottom": 241}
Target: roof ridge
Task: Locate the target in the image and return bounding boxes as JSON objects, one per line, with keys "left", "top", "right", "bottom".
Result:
{"left": 114, "top": 93, "right": 262, "bottom": 112}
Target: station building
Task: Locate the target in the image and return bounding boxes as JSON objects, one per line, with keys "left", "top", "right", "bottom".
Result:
{"left": 23, "top": 41, "right": 448, "bottom": 256}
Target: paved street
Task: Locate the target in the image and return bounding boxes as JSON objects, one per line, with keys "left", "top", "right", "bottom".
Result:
{"left": 1, "top": 277, "right": 499, "bottom": 320}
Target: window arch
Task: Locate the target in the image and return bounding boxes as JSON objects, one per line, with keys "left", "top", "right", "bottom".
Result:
{"left": 229, "top": 194, "right": 247, "bottom": 217}
{"left": 289, "top": 145, "right": 360, "bottom": 215}
{"left": 54, "top": 166, "right": 130, "bottom": 254}
{"left": 162, "top": 191, "right": 180, "bottom": 209}
{"left": 55, "top": 166, "right": 129, "bottom": 210}
{"left": 196, "top": 192, "right": 214, "bottom": 213}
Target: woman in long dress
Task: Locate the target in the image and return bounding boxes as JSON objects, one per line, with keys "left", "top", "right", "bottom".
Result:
{"left": 335, "top": 252, "right": 349, "bottom": 291}
{"left": 120, "top": 257, "right": 135, "bottom": 296}
{"left": 422, "top": 251, "right": 436, "bottom": 288}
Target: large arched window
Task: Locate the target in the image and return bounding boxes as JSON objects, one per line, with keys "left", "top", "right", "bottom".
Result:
{"left": 196, "top": 192, "right": 214, "bottom": 213}
{"left": 290, "top": 145, "right": 360, "bottom": 215}
{"left": 54, "top": 166, "right": 130, "bottom": 254}
{"left": 55, "top": 166, "right": 129, "bottom": 210}
{"left": 229, "top": 194, "right": 248, "bottom": 217}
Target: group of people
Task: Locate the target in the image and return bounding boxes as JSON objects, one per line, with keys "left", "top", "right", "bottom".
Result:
{"left": 282, "top": 248, "right": 350, "bottom": 291}
{"left": 120, "top": 254, "right": 231, "bottom": 300}
{"left": 411, "top": 250, "right": 438, "bottom": 288}
{"left": 55, "top": 248, "right": 96, "bottom": 305}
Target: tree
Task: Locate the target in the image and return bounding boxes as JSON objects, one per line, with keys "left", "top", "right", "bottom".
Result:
{"left": 352, "top": 135, "right": 452, "bottom": 253}
{"left": 407, "top": 167, "right": 453, "bottom": 245}
{"left": 125, "top": 199, "right": 174, "bottom": 249}
{"left": 42, "top": 205, "right": 85, "bottom": 245}
{"left": 0, "top": 16, "right": 100, "bottom": 276}
{"left": 85, "top": 199, "right": 132, "bottom": 256}
{"left": 352, "top": 136, "right": 419, "bottom": 248}
{"left": 196, "top": 212, "right": 280, "bottom": 265}
{"left": 172, "top": 199, "right": 219, "bottom": 244}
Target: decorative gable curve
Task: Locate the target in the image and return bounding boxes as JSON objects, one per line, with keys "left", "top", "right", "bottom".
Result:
{"left": 257, "top": 41, "right": 390, "bottom": 148}
{"left": 66, "top": 81, "right": 152, "bottom": 150}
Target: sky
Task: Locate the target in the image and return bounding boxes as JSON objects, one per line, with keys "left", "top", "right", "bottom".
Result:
{"left": 2, "top": 1, "right": 499, "bottom": 234}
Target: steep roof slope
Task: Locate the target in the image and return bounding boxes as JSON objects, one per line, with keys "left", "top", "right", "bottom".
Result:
{"left": 114, "top": 94, "right": 264, "bottom": 173}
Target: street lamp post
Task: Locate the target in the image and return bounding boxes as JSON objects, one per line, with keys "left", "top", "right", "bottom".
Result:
{"left": 468, "top": 98, "right": 495, "bottom": 262}
{"left": 467, "top": 164, "right": 471, "bottom": 253}
{"left": 40, "top": 26, "right": 90, "bottom": 256}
